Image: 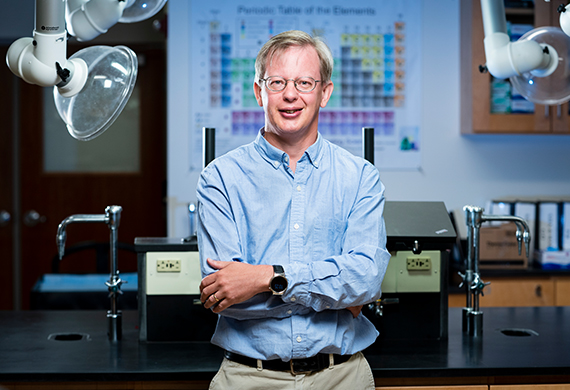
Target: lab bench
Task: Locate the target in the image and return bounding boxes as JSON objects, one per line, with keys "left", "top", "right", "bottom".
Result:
{"left": 1, "top": 307, "right": 570, "bottom": 389}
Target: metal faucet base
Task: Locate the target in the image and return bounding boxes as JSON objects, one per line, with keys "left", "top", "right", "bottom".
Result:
{"left": 467, "top": 310, "right": 483, "bottom": 337}
{"left": 107, "top": 310, "right": 122, "bottom": 342}
{"left": 462, "top": 307, "right": 472, "bottom": 333}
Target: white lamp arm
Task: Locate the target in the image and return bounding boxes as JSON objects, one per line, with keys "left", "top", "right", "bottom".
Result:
{"left": 7, "top": 33, "right": 66, "bottom": 87}
{"left": 6, "top": 0, "right": 87, "bottom": 96}
{"left": 484, "top": 32, "right": 556, "bottom": 79}
{"left": 480, "top": 0, "right": 557, "bottom": 79}
{"left": 66, "top": 0, "right": 127, "bottom": 42}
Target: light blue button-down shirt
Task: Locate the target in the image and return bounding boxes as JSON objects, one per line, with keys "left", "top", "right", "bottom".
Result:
{"left": 197, "top": 130, "right": 390, "bottom": 361}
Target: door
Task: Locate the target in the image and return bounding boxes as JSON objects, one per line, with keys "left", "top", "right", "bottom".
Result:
{"left": 16, "top": 45, "right": 167, "bottom": 309}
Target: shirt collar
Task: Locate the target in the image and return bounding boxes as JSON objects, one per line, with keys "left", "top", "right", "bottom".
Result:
{"left": 304, "top": 133, "right": 322, "bottom": 169}
{"left": 254, "top": 128, "right": 322, "bottom": 170}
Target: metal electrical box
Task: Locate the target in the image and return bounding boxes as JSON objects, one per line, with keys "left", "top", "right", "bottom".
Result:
{"left": 135, "top": 237, "right": 217, "bottom": 342}
{"left": 363, "top": 201, "right": 456, "bottom": 341}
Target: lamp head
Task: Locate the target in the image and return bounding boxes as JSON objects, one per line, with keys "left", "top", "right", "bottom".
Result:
{"left": 54, "top": 45, "right": 138, "bottom": 141}
{"left": 119, "top": 0, "right": 167, "bottom": 23}
{"left": 510, "top": 27, "right": 570, "bottom": 105}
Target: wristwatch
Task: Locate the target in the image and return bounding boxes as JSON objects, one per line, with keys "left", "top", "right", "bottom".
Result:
{"left": 269, "top": 265, "right": 288, "bottom": 295}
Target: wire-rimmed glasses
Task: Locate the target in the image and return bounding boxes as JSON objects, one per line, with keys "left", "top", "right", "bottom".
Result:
{"left": 260, "top": 76, "right": 321, "bottom": 93}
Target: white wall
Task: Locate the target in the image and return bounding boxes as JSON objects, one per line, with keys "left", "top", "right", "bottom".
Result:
{"left": 166, "top": 0, "right": 570, "bottom": 237}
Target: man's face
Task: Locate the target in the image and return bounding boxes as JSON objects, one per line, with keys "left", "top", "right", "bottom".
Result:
{"left": 254, "top": 45, "right": 333, "bottom": 142}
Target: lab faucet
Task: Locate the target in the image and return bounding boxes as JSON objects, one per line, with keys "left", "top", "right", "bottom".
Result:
{"left": 459, "top": 205, "right": 531, "bottom": 337}
{"left": 56, "top": 205, "right": 124, "bottom": 342}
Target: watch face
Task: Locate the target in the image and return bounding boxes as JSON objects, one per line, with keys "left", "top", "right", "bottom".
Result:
{"left": 270, "top": 275, "right": 288, "bottom": 293}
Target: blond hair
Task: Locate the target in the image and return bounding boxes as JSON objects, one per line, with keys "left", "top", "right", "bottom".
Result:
{"left": 255, "top": 30, "right": 334, "bottom": 84}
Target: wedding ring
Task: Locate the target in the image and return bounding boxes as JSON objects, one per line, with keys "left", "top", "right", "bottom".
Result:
{"left": 213, "top": 293, "right": 220, "bottom": 302}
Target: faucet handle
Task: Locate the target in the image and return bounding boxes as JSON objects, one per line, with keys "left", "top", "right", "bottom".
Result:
{"left": 470, "top": 273, "right": 490, "bottom": 295}
{"left": 458, "top": 271, "right": 466, "bottom": 288}
{"left": 106, "top": 277, "right": 124, "bottom": 298}
{"left": 367, "top": 298, "right": 399, "bottom": 318}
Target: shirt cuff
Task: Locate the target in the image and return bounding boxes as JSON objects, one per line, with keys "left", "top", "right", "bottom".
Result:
{"left": 282, "top": 262, "right": 311, "bottom": 306}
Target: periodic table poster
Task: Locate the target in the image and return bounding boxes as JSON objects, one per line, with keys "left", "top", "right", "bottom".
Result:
{"left": 189, "top": 1, "right": 422, "bottom": 170}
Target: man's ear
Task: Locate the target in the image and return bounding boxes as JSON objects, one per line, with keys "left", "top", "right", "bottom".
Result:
{"left": 320, "top": 81, "right": 334, "bottom": 108}
{"left": 254, "top": 81, "right": 263, "bottom": 107}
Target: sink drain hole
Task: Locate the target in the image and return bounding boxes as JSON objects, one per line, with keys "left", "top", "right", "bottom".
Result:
{"left": 498, "top": 328, "right": 538, "bottom": 337}
{"left": 48, "top": 333, "right": 91, "bottom": 341}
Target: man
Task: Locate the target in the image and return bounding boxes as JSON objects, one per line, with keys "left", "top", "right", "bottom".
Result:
{"left": 198, "top": 30, "right": 390, "bottom": 389}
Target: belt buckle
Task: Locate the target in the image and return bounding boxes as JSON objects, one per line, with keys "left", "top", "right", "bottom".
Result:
{"left": 289, "top": 360, "right": 305, "bottom": 375}
{"left": 289, "top": 357, "right": 319, "bottom": 375}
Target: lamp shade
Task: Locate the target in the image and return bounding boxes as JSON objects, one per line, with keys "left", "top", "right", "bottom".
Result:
{"left": 119, "top": 0, "right": 167, "bottom": 23}
{"left": 54, "top": 45, "right": 138, "bottom": 141}
{"left": 510, "top": 27, "right": 570, "bottom": 105}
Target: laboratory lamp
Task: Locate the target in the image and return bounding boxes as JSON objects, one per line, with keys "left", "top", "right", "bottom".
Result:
{"left": 559, "top": 3, "right": 570, "bottom": 37}
{"left": 480, "top": 0, "right": 570, "bottom": 105}
{"left": 66, "top": 0, "right": 167, "bottom": 41}
{"left": 6, "top": 0, "right": 166, "bottom": 141}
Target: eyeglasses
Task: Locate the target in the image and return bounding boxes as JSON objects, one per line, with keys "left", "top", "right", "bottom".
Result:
{"left": 260, "top": 76, "right": 321, "bottom": 93}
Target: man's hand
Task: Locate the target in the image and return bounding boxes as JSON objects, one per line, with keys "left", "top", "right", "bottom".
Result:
{"left": 347, "top": 305, "right": 363, "bottom": 318}
{"left": 200, "top": 258, "right": 273, "bottom": 313}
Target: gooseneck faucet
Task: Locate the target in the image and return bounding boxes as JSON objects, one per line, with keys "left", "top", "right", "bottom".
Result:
{"left": 459, "top": 205, "right": 531, "bottom": 337}
{"left": 56, "top": 205, "right": 124, "bottom": 342}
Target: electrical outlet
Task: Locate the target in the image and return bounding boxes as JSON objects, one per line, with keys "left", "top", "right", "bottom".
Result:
{"left": 406, "top": 257, "right": 431, "bottom": 271}
{"left": 157, "top": 259, "right": 181, "bottom": 273}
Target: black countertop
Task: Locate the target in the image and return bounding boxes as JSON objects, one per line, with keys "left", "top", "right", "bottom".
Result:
{"left": 1, "top": 307, "right": 569, "bottom": 383}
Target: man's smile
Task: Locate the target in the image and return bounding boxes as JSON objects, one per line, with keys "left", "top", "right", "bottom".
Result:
{"left": 279, "top": 108, "right": 303, "bottom": 116}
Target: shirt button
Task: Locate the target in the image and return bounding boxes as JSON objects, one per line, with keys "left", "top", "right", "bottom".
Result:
{"left": 296, "top": 336, "right": 302, "bottom": 343}
{"left": 273, "top": 161, "right": 279, "bottom": 168}
{"left": 294, "top": 223, "right": 299, "bottom": 230}
{"left": 287, "top": 310, "right": 292, "bottom": 315}
{"left": 296, "top": 185, "right": 301, "bottom": 192}
{"left": 285, "top": 156, "right": 289, "bottom": 162}
{"left": 290, "top": 297, "right": 296, "bottom": 302}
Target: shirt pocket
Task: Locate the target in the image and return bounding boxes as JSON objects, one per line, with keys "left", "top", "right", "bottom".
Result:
{"left": 311, "top": 217, "right": 347, "bottom": 261}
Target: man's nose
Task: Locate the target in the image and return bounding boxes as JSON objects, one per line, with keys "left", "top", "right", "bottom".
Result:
{"left": 282, "top": 80, "right": 299, "bottom": 100}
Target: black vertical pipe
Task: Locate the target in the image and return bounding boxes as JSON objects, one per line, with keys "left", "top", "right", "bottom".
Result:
{"left": 362, "top": 127, "right": 374, "bottom": 165}
{"left": 203, "top": 127, "right": 215, "bottom": 168}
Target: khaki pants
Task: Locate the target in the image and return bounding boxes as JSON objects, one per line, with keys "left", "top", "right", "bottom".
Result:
{"left": 209, "top": 351, "right": 375, "bottom": 390}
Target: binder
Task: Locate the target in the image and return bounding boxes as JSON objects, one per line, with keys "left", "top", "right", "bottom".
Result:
{"left": 563, "top": 202, "right": 570, "bottom": 251}
{"left": 538, "top": 202, "right": 560, "bottom": 251}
